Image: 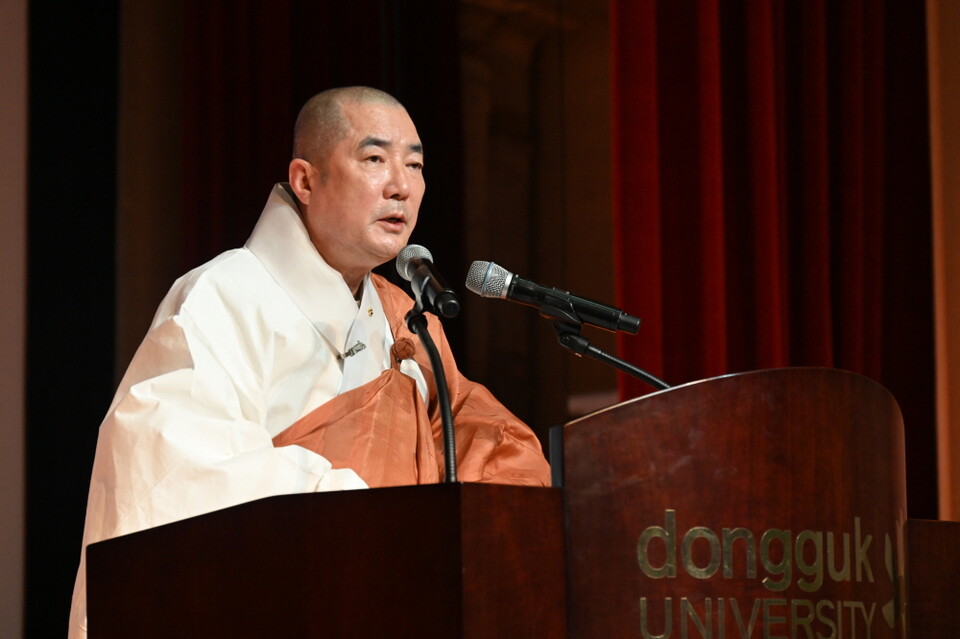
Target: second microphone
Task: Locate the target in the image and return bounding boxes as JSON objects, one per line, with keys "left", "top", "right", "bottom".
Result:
{"left": 465, "top": 260, "right": 640, "bottom": 333}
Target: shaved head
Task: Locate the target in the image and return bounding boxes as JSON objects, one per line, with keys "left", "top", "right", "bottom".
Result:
{"left": 293, "top": 86, "right": 404, "bottom": 164}
{"left": 287, "top": 89, "right": 424, "bottom": 294}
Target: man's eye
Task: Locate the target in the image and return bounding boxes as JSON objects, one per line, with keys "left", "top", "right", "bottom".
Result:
{"left": 366, "top": 155, "right": 384, "bottom": 163}
{"left": 409, "top": 162, "right": 424, "bottom": 171}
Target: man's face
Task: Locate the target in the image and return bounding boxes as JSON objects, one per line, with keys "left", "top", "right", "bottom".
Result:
{"left": 300, "top": 101, "right": 425, "bottom": 287}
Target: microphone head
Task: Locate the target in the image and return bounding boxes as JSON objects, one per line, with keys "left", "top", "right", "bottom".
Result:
{"left": 466, "top": 261, "right": 511, "bottom": 299}
{"left": 396, "top": 244, "right": 432, "bottom": 282}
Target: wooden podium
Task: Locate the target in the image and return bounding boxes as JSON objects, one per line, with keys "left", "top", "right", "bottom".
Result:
{"left": 560, "top": 367, "right": 908, "bottom": 637}
{"left": 88, "top": 368, "right": 920, "bottom": 637}
{"left": 86, "top": 483, "right": 567, "bottom": 638}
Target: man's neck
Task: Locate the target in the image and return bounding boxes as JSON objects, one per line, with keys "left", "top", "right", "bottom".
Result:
{"left": 281, "top": 182, "right": 366, "bottom": 299}
{"left": 346, "top": 272, "right": 366, "bottom": 301}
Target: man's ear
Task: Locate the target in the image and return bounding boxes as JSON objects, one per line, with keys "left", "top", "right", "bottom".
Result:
{"left": 288, "top": 158, "right": 313, "bottom": 206}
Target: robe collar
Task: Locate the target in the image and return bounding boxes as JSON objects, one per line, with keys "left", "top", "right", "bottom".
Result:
{"left": 245, "top": 183, "right": 366, "bottom": 356}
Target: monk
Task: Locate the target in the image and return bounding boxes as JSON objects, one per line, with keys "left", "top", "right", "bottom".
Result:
{"left": 68, "top": 86, "right": 549, "bottom": 638}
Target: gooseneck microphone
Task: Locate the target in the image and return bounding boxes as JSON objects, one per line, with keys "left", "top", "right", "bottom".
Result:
{"left": 465, "top": 260, "right": 640, "bottom": 334}
{"left": 396, "top": 244, "right": 459, "bottom": 482}
{"left": 396, "top": 245, "right": 461, "bottom": 319}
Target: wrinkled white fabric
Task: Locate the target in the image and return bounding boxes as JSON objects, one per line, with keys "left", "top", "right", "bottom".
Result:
{"left": 339, "top": 275, "right": 394, "bottom": 394}
{"left": 68, "top": 185, "right": 427, "bottom": 638}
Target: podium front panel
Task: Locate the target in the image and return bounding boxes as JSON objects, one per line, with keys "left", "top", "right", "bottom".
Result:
{"left": 562, "top": 368, "right": 907, "bottom": 637}
{"left": 87, "top": 483, "right": 566, "bottom": 638}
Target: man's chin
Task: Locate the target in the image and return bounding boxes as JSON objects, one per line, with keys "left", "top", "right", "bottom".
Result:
{"left": 373, "top": 238, "right": 412, "bottom": 262}
{"left": 367, "top": 247, "right": 407, "bottom": 273}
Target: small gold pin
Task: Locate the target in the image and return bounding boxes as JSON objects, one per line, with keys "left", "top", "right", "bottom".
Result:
{"left": 367, "top": 308, "right": 374, "bottom": 317}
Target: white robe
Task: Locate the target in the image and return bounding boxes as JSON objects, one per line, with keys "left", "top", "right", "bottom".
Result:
{"left": 68, "top": 185, "right": 430, "bottom": 638}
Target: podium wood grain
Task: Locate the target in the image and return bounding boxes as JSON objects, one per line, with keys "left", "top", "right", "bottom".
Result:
{"left": 87, "top": 483, "right": 566, "bottom": 638}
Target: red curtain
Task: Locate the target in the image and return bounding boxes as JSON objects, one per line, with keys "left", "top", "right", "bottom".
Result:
{"left": 181, "top": 1, "right": 296, "bottom": 270}
{"left": 612, "top": 0, "right": 936, "bottom": 515}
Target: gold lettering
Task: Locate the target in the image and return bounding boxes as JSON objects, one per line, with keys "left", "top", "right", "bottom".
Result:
{"left": 681, "top": 597, "right": 711, "bottom": 638}
{"left": 826, "top": 531, "right": 850, "bottom": 582}
{"left": 717, "top": 597, "right": 725, "bottom": 638}
{"left": 860, "top": 601, "right": 876, "bottom": 638}
{"left": 815, "top": 599, "right": 837, "bottom": 639}
{"left": 722, "top": 528, "right": 757, "bottom": 579}
{"left": 854, "top": 517, "right": 874, "bottom": 583}
{"left": 638, "top": 510, "right": 677, "bottom": 579}
{"left": 639, "top": 596, "right": 672, "bottom": 639}
{"left": 790, "top": 599, "right": 816, "bottom": 639}
{"left": 760, "top": 529, "right": 792, "bottom": 592}
{"left": 762, "top": 599, "right": 787, "bottom": 639}
{"left": 682, "top": 527, "right": 721, "bottom": 579}
{"left": 796, "top": 530, "right": 824, "bottom": 592}
{"left": 729, "top": 598, "right": 762, "bottom": 638}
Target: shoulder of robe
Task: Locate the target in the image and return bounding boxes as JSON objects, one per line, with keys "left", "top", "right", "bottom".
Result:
{"left": 146, "top": 249, "right": 306, "bottom": 357}
{"left": 151, "top": 249, "right": 251, "bottom": 324}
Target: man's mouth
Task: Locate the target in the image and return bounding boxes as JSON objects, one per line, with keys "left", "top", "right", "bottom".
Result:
{"left": 377, "top": 214, "right": 407, "bottom": 231}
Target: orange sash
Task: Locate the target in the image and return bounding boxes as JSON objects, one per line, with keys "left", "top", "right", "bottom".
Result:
{"left": 272, "top": 276, "right": 551, "bottom": 488}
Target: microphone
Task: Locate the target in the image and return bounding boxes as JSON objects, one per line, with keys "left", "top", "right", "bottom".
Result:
{"left": 465, "top": 260, "right": 640, "bottom": 334}
{"left": 396, "top": 245, "right": 461, "bottom": 318}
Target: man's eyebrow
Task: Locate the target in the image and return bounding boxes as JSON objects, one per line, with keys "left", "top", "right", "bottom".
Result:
{"left": 359, "top": 136, "right": 389, "bottom": 150}
{"left": 358, "top": 137, "right": 423, "bottom": 155}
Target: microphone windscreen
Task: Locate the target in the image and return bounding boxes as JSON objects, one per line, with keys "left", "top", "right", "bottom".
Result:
{"left": 396, "top": 244, "right": 433, "bottom": 281}
{"left": 465, "top": 261, "right": 510, "bottom": 298}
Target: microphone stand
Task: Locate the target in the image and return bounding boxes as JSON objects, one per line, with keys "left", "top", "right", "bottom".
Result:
{"left": 405, "top": 300, "right": 458, "bottom": 483}
{"left": 543, "top": 304, "right": 671, "bottom": 392}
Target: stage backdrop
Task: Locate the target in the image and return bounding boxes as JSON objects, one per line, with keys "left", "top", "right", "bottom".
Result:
{"left": 25, "top": 1, "right": 940, "bottom": 637}
{"left": 611, "top": 0, "right": 936, "bottom": 517}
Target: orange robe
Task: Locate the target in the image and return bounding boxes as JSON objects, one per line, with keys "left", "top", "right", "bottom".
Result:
{"left": 273, "top": 274, "right": 552, "bottom": 488}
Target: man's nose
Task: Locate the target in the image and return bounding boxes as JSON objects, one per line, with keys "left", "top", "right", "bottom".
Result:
{"left": 385, "top": 162, "right": 410, "bottom": 200}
